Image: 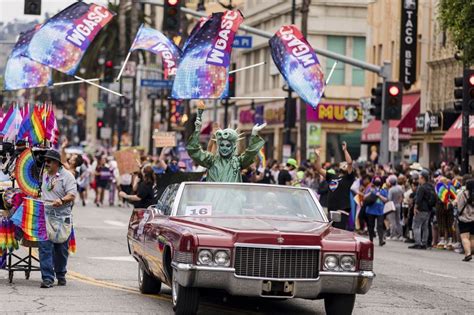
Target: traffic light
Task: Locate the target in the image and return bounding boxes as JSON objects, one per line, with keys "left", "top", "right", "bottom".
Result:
{"left": 24, "top": 0, "right": 41, "bottom": 15}
{"left": 103, "top": 60, "right": 114, "bottom": 83}
{"left": 228, "top": 63, "right": 236, "bottom": 97}
{"left": 96, "top": 119, "right": 104, "bottom": 139}
{"left": 284, "top": 98, "right": 296, "bottom": 128}
{"left": 163, "top": 0, "right": 182, "bottom": 34}
{"left": 384, "top": 81, "right": 403, "bottom": 120}
{"left": 370, "top": 83, "right": 383, "bottom": 120}
{"left": 454, "top": 75, "right": 464, "bottom": 111}
{"left": 464, "top": 69, "right": 474, "bottom": 114}
{"left": 454, "top": 69, "right": 474, "bottom": 113}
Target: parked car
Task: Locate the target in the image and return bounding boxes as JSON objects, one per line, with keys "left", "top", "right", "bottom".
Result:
{"left": 127, "top": 182, "right": 375, "bottom": 315}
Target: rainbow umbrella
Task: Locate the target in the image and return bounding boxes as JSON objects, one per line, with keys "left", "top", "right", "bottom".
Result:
{"left": 14, "top": 149, "right": 40, "bottom": 197}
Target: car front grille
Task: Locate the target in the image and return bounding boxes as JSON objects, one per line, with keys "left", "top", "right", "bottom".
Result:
{"left": 234, "top": 246, "right": 319, "bottom": 279}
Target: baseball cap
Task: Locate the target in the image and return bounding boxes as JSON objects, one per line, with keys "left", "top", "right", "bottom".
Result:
{"left": 286, "top": 158, "right": 298, "bottom": 168}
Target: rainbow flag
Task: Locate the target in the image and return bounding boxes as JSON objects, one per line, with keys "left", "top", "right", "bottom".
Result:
{"left": 0, "top": 218, "right": 19, "bottom": 252}
{"left": 68, "top": 226, "right": 76, "bottom": 254}
{"left": 11, "top": 198, "right": 47, "bottom": 242}
{"left": 435, "top": 182, "right": 449, "bottom": 204}
{"left": 448, "top": 183, "right": 457, "bottom": 199}
{"left": 30, "top": 106, "right": 46, "bottom": 144}
{"left": 257, "top": 147, "right": 266, "bottom": 169}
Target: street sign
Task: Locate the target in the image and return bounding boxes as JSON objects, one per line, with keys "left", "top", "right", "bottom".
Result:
{"left": 389, "top": 127, "right": 399, "bottom": 152}
{"left": 94, "top": 102, "right": 106, "bottom": 110}
{"left": 140, "top": 79, "right": 173, "bottom": 89}
{"left": 233, "top": 35, "right": 253, "bottom": 49}
{"left": 100, "top": 127, "right": 112, "bottom": 140}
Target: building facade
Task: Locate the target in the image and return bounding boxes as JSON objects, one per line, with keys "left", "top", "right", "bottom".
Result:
{"left": 229, "top": 0, "right": 369, "bottom": 163}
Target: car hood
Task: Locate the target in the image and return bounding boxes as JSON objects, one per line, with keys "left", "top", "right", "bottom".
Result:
{"left": 171, "top": 216, "right": 337, "bottom": 247}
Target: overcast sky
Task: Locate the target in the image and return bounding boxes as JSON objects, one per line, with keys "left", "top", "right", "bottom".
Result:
{"left": 0, "top": 0, "right": 110, "bottom": 24}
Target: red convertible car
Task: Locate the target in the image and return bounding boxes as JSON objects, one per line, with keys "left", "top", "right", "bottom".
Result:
{"left": 127, "top": 182, "right": 374, "bottom": 315}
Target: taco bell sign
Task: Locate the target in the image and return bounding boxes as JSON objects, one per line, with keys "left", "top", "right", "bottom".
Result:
{"left": 399, "top": 0, "right": 418, "bottom": 90}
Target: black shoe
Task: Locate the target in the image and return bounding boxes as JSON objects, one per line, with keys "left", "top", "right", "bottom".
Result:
{"left": 57, "top": 278, "right": 67, "bottom": 286}
{"left": 40, "top": 281, "right": 54, "bottom": 288}
{"left": 408, "top": 244, "right": 422, "bottom": 249}
{"left": 420, "top": 245, "right": 427, "bottom": 250}
{"left": 462, "top": 254, "right": 472, "bottom": 262}
{"left": 82, "top": 200, "right": 86, "bottom": 206}
{"left": 379, "top": 241, "right": 386, "bottom": 247}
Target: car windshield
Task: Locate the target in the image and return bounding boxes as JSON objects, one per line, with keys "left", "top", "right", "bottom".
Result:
{"left": 176, "top": 184, "right": 324, "bottom": 220}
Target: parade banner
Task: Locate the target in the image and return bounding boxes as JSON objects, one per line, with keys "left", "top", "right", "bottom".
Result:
{"left": 25, "top": 2, "right": 115, "bottom": 75}
{"left": 182, "top": 16, "right": 209, "bottom": 51}
{"left": 172, "top": 11, "right": 243, "bottom": 99}
{"left": 130, "top": 24, "right": 182, "bottom": 79}
{"left": 269, "top": 25, "right": 325, "bottom": 109}
{"left": 3, "top": 26, "right": 52, "bottom": 90}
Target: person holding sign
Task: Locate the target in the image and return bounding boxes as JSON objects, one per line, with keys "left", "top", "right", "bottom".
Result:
{"left": 186, "top": 101, "right": 266, "bottom": 182}
{"left": 119, "top": 166, "right": 156, "bottom": 209}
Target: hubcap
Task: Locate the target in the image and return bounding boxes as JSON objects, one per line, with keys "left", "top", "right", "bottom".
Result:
{"left": 172, "top": 271, "right": 178, "bottom": 306}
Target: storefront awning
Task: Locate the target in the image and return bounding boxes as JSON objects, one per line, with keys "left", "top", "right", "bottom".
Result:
{"left": 361, "top": 93, "right": 420, "bottom": 142}
{"left": 441, "top": 115, "right": 474, "bottom": 147}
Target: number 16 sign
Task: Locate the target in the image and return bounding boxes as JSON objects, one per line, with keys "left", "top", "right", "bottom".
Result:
{"left": 185, "top": 205, "right": 212, "bottom": 216}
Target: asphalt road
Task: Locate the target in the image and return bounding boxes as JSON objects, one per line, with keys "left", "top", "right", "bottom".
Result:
{"left": 1, "top": 201, "right": 473, "bottom": 314}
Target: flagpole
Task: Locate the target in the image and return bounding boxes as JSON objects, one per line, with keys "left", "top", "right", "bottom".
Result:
{"left": 53, "top": 78, "right": 100, "bottom": 87}
{"left": 229, "top": 96, "right": 286, "bottom": 100}
{"left": 325, "top": 61, "right": 338, "bottom": 85}
{"left": 229, "top": 61, "right": 266, "bottom": 74}
{"left": 74, "top": 76, "right": 123, "bottom": 97}
{"left": 115, "top": 51, "right": 132, "bottom": 82}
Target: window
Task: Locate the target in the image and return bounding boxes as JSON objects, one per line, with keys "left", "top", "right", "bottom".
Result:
{"left": 326, "top": 36, "right": 346, "bottom": 85}
{"left": 352, "top": 37, "right": 366, "bottom": 86}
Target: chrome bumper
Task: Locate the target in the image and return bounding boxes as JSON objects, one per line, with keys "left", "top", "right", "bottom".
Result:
{"left": 171, "top": 262, "right": 375, "bottom": 298}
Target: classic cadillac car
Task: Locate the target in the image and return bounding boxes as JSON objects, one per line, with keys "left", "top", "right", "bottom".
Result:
{"left": 127, "top": 182, "right": 374, "bottom": 315}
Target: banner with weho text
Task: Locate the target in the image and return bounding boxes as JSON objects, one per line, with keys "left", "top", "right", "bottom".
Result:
{"left": 130, "top": 24, "right": 182, "bottom": 79}
{"left": 171, "top": 11, "right": 243, "bottom": 99}
{"left": 25, "top": 2, "right": 115, "bottom": 75}
{"left": 4, "top": 26, "right": 52, "bottom": 90}
{"left": 269, "top": 25, "right": 325, "bottom": 109}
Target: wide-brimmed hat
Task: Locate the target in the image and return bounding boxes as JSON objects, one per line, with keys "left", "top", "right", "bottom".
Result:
{"left": 409, "top": 162, "right": 423, "bottom": 171}
{"left": 42, "top": 150, "right": 62, "bottom": 164}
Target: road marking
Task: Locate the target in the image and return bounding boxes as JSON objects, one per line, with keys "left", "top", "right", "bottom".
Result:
{"left": 422, "top": 271, "right": 457, "bottom": 279}
{"left": 88, "top": 256, "right": 135, "bottom": 262}
{"left": 104, "top": 220, "right": 128, "bottom": 227}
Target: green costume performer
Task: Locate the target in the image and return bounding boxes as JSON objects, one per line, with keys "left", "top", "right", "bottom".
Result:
{"left": 186, "top": 105, "right": 266, "bottom": 182}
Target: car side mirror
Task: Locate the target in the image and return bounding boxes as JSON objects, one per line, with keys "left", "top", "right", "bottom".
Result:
{"left": 329, "top": 211, "right": 342, "bottom": 223}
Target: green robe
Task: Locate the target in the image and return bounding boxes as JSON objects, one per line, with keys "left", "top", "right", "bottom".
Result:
{"left": 186, "top": 130, "right": 265, "bottom": 182}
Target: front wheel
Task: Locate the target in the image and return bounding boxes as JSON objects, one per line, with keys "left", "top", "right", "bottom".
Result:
{"left": 324, "top": 293, "right": 356, "bottom": 315}
{"left": 138, "top": 263, "right": 161, "bottom": 294}
{"left": 172, "top": 269, "right": 199, "bottom": 315}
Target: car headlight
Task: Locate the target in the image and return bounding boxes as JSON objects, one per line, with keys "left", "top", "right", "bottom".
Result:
{"left": 214, "top": 250, "right": 230, "bottom": 266}
{"left": 198, "top": 250, "right": 213, "bottom": 265}
{"left": 324, "top": 255, "right": 338, "bottom": 270}
{"left": 340, "top": 255, "right": 356, "bottom": 271}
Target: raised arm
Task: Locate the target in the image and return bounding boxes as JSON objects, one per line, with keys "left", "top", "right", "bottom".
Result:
{"left": 186, "top": 103, "right": 214, "bottom": 169}
{"left": 239, "top": 123, "right": 266, "bottom": 169}
{"left": 342, "top": 141, "right": 353, "bottom": 174}
{"left": 313, "top": 148, "right": 327, "bottom": 178}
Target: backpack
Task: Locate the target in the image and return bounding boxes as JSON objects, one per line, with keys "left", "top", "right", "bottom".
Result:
{"left": 426, "top": 184, "right": 437, "bottom": 208}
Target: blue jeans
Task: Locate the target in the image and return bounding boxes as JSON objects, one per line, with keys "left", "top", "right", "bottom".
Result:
{"left": 38, "top": 239, "right": 69, "bottom": 283}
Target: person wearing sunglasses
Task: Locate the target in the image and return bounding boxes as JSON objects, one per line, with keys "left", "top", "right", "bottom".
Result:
{"left": 39, "top": 150, "right": 77, "bottom": 288}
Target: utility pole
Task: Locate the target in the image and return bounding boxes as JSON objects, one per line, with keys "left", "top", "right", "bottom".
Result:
{"left": 300, "top": 0, "right": 311, "bottom": 161}
{"left": 284, "top": 0, "right": 296, "bottom": 149}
